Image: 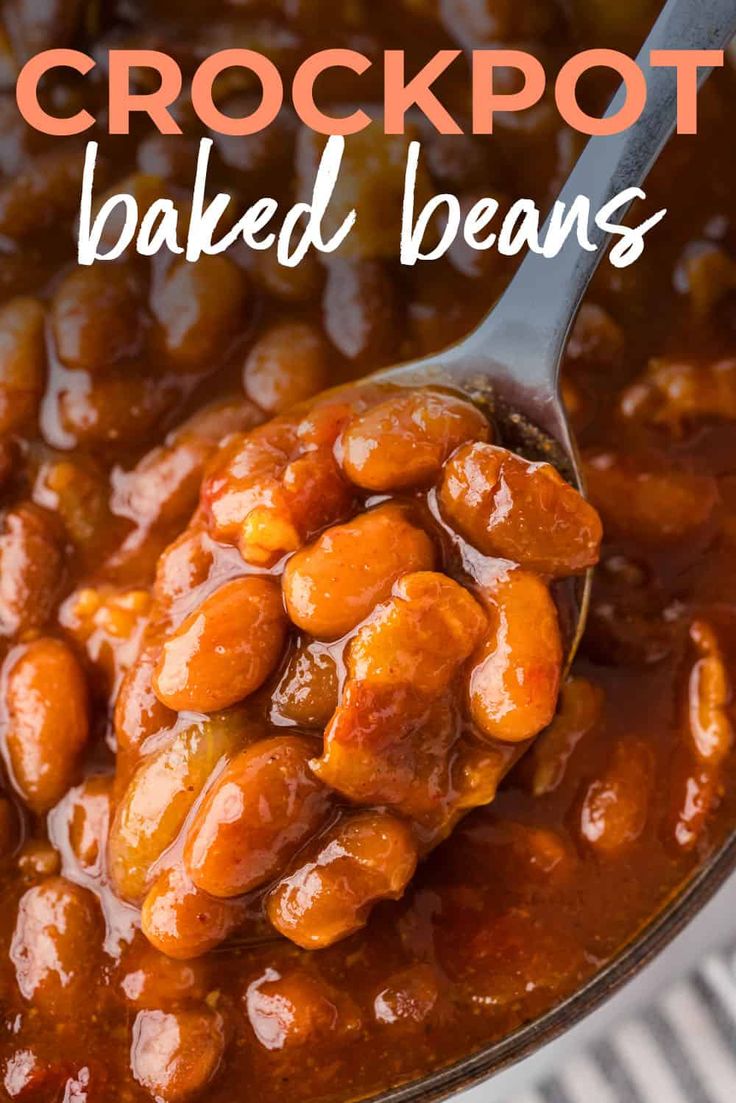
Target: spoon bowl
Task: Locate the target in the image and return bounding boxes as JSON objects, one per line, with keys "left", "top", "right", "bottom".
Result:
{"left": 372, "top": 0, "right": 736, "bottom": 667}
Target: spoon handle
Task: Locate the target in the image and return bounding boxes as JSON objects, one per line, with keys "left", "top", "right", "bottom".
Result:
{"left": 459, "top": 0, "right": 736, "bottom": 391}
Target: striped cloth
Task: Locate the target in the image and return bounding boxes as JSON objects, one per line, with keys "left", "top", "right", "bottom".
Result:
{"left": 511, "top": 949, "right": 736, "bottom": 1103}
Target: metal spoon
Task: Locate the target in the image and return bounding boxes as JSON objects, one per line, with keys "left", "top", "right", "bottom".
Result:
{"left": 374, "top": 0, "right": 736, "bottom": 663}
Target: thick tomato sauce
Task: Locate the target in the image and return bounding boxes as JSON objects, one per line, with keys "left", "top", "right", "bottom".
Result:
{"left": 1, "top": 2, "right": 736, "bottom": 1102}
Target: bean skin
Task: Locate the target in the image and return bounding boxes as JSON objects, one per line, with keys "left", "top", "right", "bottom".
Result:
{"left": 130, "top": 1007, "right": 226, "bottom": 1102}
{"left": 141, "top": 865, "right": 246, "bottom": 960}
{"left": 439, "top": 442, "right": 602, "bottom": 576}
{"left": 468, "top": 568, "right": 562, "bottom": 744}
{"left": 153, "top": 577, "right": 288, "bottom": 713}
{"left": 0, "top": 297, "right": 46, "bottom": 434}
{"left": 268, "top": 811, "right": 418, "bottom": 949}
{"left": 152, "top": 255, "right": 249, "bottom": 373}
{"left": 66, "top": 774, "right": 114, "bottom": 874}
{"left": 10, "top": 878, "right": 103, "bottom": 1016}
{"left": 185, "top": 735, "right": 332, "bottom": 897}
{"left": 339, "top": 388, "right": 491, "bottom": 491}
{"left": 348, "top": 572, "right": 487, "bottom": 695}
{"left": 0, "top": 504, "right": 63, "bottom": 639}
{"left": 108, "top": 713, "right": 246, "bottom": 903}
{"left": 117, "top": 933, "right": 209, "bottom": 1008}
{"left": 245, "top": 967, "right": 361, "bottom": 1050}
{"left": 579, "top": 738, "right": 654, "bottom": 855}
{"left": 282, "top": 504, "right": 436, "bottom": 639}
{"left": 202, "top": 417, "right": 353, "bottom": 566}
{"left": 2, "top": 637, "right": 89, "bottom": 814}
{"left": 270, "top": 641, "right": 339, "bottom": 729}
{"left": 585, "top": 451, "right": 720, "bottom": 543}
{"left": 51, "top": 263, "right": 146, "bottom": 373}
{"left": 244, "top": 321, "right": 329, "bottom": 414}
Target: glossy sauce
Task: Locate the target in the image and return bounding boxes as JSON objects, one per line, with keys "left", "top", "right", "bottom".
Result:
{"left": 0, "top": 2, "right": 735, "bottom": 1103}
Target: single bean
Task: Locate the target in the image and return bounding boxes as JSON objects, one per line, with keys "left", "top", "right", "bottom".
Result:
{"left": 267, "top": 811, "right": 418, "bottom": 949}
{"left": 3, "top": 637, "right": 89, "bottom": 814}
{"left": 185, "top": 735, "right": 332, "bottom": 897}
{"left": 10, "top": 878, "right": 103, "bottom": 1015}
{"left": 0, "top": 297, "right": 45, "bottom": 434}
{"left": 468, "top": 568, "right": 562, "bottom": 744}
{"left": 153, "top": 577, "right": 288, "bottom": 713}
{"left": 349, "top": 571, "right": 487, "bottom": 695}
{"left": 141, "top": 865, "right": 246, "bottom": 960}
{"left": 339, "top": 389, "right": 491, "bottom": 491}
{"left": 439, "top": 442, "right": 602, "bottom": 576}
{"left": 244, "top": 321, "right": 329, "bottom": 414}
{"left": 245, "top": 967, "right": 361, "bottom": 1051}
{"left": 130, "top": 1007, "right": 226, "bottom": 1102}
{"left": 283, "top": 504, "right": 436, "bottom": 639}
{"left": 108, "top": 712, "right": 246, "bottom": 902}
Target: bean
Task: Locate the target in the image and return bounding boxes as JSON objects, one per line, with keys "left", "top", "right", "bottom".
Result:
{"left": 137, "top": 133, "right": 200, "bottom": 184}
{"left": 59, "top": 586, "right": 152, "bottom": 694}
{"left": 17, "top": 839, "right": 61, "bottom": 878}
{"left": 141, "top": 866, "right": 246, "bottom": 960}
{"left": 295, "top": 382, "right": 393, "bottom": 449}
{"left": 322, "top": 259, "right": 402, "bottom": 364}
{"left": 461, "top": 820, "right": 573, "bottom": 887}
{"left": 267, "top": 811, "right": 418, "bottom": 949}
{"left": 66, "top": 775, "right": 114, "bottom": 874}
{"left": 527, "top": 677, "right": 604, "bottom": 795}
{"left": 185, "top": 735, "right": 331, "bottom": 897}
{"left": 621, "top": 357, "right": 736, "bottom": 428}
{"left": 90, "top": 173, "right": 167, "bottom": 252}
{"left": 687, "top": 621, "right": 733, "bottom": 766}
{"left": 579, "top": 738, "right": 653, "bottom": 854}
{"left": 373, "top": 964, "right": 441, "bottom": 1028}
{"left": 10, "top": 878, "right": 103, "bottom": 1015}
{"left": 203, "top": 417, "right": 352, "bottom": 566}
{"left": 51, "top": 264, "right": 146, "bottom": 373}
{"left": 0, "top": 297, "right": 45, "bottom": 434}
{"left": 585, "top": 451, "right": 720, "bottom": 542}
{"left": 113, "top": 644, "right": 177, "bottom": 786}
{"left": 153, "top": 524, "right": 215, "bottom": 608}
{"left": 108, "top": 712, "right": 245, "bottom": 902}
{"left": 55, "top": 370, "right": 178, "bottom": 451}
{"left": 152, "top": 255, "right": 248, "bottom": 372}
{"left": 0, "top": 148, "right": 83, "bottom": 239}
{"left": 468, "top": 568, "right": 562, "bottom": 744}
{"left": 670, "top": 758, "right": 722, "bottom": 852}
{"left": 283, "top": 504, "right": 436, "bottom": 639}
{"left": 244, "top": 321, "right": 329, "bottom": 414}
{"left": 0, "top": 503, "right": 63, "bottom": 638}
{"left": 314, "top": 683, "right": 457, "bottom": 821}
{"left": 247, "top": 246, "right": 323, "bottom": 304}
{"left": 130, "top": 1007, "right": 225, "bottom": 1102}
{"left": 439, "top": 443, "right": 602, "bottom": 575}
{"left": 3, "top": 637, "right": 89, "bottom": 814}
{"left": 298, "top": 128, "right": 431, "bottom": 261}
{"left": 677, "top": 243, "right": 736, "bottom": 319}
{"left": 270, "top": 641, "right": 339, "bottom": 729}
{"left": 112, "top": 399, "right": 263, "bottom": 537}
{"left": 118, "top": 934, "right": 209, "bottom": 1008}
{"left": 349, "top": 571, "right": 487, "bottom": 695}
{"left": 565, "top": 303, "right": 625, "bottom": 368}
{"left": 245, "top": 967, "right": 361, "bottom": 1051}
{"left": 153, "top": 577, "right": 288, "bottom": 713}
{"left": 33, "top": 454, "right": 116, "bottom": 563}
{"left": 339, "top": 389, "right": 490, "bottom": 491}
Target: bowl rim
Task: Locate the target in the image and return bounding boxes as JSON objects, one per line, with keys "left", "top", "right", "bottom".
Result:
{"left": 364, "top": 827, "right": 736, "bottom": 1103}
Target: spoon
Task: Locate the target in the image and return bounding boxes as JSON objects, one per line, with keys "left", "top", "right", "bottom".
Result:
{"left": 373, "top": 0, "right": 736, "bottom": 664}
